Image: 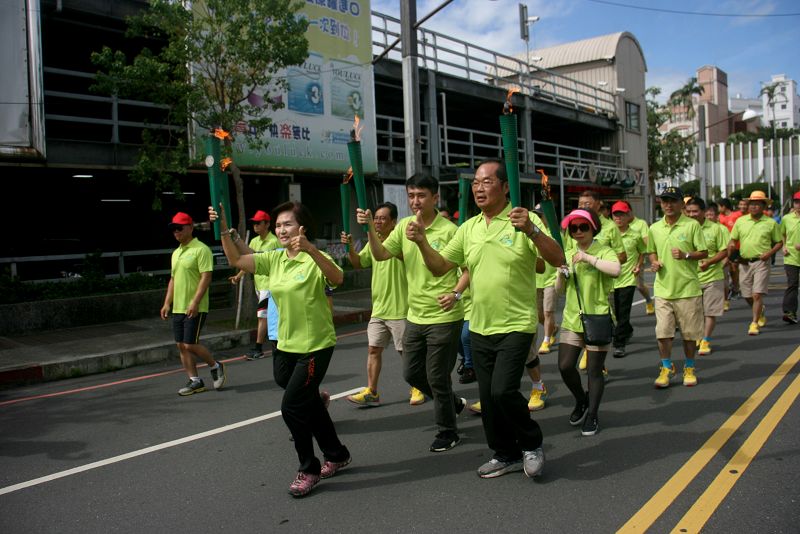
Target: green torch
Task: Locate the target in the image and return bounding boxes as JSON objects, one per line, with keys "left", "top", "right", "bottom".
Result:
{"left": 499, "top": 89, "right": 522, "bottom": 231}
{"left": 347, "top": 116, "right": 368, "bottom": 231}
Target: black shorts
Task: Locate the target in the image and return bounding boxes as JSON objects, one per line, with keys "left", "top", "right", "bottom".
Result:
{"left": 172, "top": 313, "right": 207, "bottom": 344}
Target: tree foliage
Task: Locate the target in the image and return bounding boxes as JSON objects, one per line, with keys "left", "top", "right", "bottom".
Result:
{"left": 647, "top": 87, "right": 696, "bottom": 182}
{"left": 90, "top": 0, "right": 309, "bottom": 218}
{"left": 727, "top": 126, "right": 799, "bottom": 144}
{"left": 669, "top": 77, "right": 704, "bottom": 120}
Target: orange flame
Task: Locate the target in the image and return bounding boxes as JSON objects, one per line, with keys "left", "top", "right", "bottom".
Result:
{"left": 221, "top": 157, "right": 232, "bottom": 171}
{"left": 343, "top": 167, "right": 353, "bottom": 184}
{"left": 504, "top": 87, "right": 520, "bottom": 114}
{"left": 351, "top": 115, "right": 364, "bottom": 142}
{"left": 537, "top": 169, "right": 551, "bottom": 198}
{"left": 213, "top": 128, "right": 231, "bottom": 140}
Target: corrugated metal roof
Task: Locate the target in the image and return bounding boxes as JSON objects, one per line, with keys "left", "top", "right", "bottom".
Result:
{"left": 524, "top": 32, "right": 646, "bottom": 71}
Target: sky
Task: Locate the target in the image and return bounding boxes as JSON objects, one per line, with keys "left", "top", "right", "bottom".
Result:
{"left": 370, "top": 0, "right": 800, "bottom": 103}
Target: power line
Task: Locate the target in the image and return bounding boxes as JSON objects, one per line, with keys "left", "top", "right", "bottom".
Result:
{"left": 584, "top": 0, "right": 800, "bottom": 17}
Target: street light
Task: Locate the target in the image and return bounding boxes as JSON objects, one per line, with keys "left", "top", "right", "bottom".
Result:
{"left": 519, "top": 4, "right": 540, "bottom": 68}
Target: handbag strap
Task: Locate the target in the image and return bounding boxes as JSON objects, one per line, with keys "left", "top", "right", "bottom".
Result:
{"left": 572, "top": 264, "right": 585, "bottom": 314}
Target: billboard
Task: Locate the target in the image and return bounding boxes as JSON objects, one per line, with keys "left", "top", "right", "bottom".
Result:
{"left": 230, "top": 0, "right": 377, "bottom": 174}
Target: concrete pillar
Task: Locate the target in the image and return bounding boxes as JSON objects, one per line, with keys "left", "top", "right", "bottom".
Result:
{"left": 425, "top": 69, "right": 440, "bottom": 179}
{"left": 400, "top": 0, "right": 422, "bottom": 179}
{"left": 719, "top": 142, "right": 727, "bottom": 197}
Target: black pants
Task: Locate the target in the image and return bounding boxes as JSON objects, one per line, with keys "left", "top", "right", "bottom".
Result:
{"left": 471, "top": 331, "right": 542, "bottom": 461}
{"left": 273, "top": 345, "right": 349, "bottom": 475}
{"left": 613, "top": 286, "right": 636, "bottom": 347}
{"left": 784, "top": 265, "right": 799, "bottom": 315}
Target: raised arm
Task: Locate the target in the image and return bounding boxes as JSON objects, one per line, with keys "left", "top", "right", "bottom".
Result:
{"left": 209, "top": 204, "right": 257, "bottom": 274}
{"left": 357, "top": 208, "right": 394, "bottom": 261}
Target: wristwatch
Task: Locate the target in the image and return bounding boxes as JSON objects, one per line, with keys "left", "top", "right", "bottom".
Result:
{"left": 453, "top": 291, "right": 462, "bottom": 301}
{"left": 684, "top": 252, "right": 691, "bottom": 260}
{"left": 527, "top": 224, "right": 541, "bottom": 238}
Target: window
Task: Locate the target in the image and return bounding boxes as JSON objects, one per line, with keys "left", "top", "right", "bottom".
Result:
{"left": 781, "top": 104, "right": 787, "bottom": 110}
{"left": 625, "top": 101, "right": 641, "bottom": 132}
{"left": 781, "top": 121, "right": 787, "bottom": 127}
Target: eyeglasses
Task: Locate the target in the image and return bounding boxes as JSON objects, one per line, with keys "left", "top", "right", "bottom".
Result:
{"left": 611, "top": 211, "right": 627, "bottom": 217}
{"left": 252, "top": 220, "right": 266, "bottom": 226}
{"left": 568, "top": 223, "right": 591, "bottom": 234}
{"left": 170, "top": 224, "right": 185, "bottom": 232}
{"left": 471, "top": 178, "right": 499, "bottom": 189}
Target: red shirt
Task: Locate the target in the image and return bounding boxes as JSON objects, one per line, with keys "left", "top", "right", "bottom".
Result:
{"left": 719, "top": 210, "right": 743, "bottom": 232}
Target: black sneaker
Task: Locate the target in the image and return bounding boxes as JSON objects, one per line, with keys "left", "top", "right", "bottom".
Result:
{"left": 569, "top": 397, "right": 588, "bottom": 426}
{"left": 245, "top": 350, "right": 266, "bottom": 360}
{"left": 456, "top": 359, "right": 465, "bottom": 375}
{"left": 581, "top": 414, "right": 599, "bottom": 436}
{"left": 210, "top": 361, "right": 226, "bottom": 390}
{"left": 178, "top": 379, "right": 205, "bottom": 396}
{"left": 459, "top": 367, "right": 476, "bottom": 384}
{"left": 613, "top": 346, "right": 627, "bottom": 358}
{"left": 783, "top": 313, "right": 798, "bottom": 325}
{"left": 455, "top": 397, "right": 467, "bottom": 416}
{"left": 430, "top": 431, "right": 460, "bottom": 452}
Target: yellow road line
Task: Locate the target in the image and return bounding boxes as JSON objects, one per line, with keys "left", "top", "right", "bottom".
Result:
{"left": 670, "top": 372, "right": 800, "bottom": 533}
{"left": 617, "top": 345, "right": 800, "bottom": 534}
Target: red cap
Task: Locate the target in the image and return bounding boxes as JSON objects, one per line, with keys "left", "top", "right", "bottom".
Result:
{"left": 611, "top": 201, "right": 631, "bottom": 213}
{"left": 171, "top": 212, "right": 193, "bottom": 225}
{"left": 453, "top": 210, "right": 460, "bottom": 219}
{"left": 250, "top": 210, "right": 271, "bottom": 222}
{"left": 793, "top": 191, "right": 800, "bottom": 201}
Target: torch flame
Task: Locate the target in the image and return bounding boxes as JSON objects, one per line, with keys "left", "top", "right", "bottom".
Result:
{"left": 213, "top": 128, "right": 231, "bottom": 140}
{"left": 351, "top": 115, "right": 364, "bottom": 142}
{"left": 221, "top": 157, "right": 232, "bottom": 171}
{"left": 537, "top": 169, "right": 551, "bottom": 199}
{"left": 343, "top": 167, "right": 353, "bottom": 184}
{"left": 503, "top": 87, "right": 521, "bottom": 114}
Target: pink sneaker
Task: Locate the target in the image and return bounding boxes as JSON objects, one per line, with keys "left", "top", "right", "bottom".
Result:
{"left": 288, "top": 472, "right": 320, "bottom": 497}
{"left": 320, "top": 456, "right": 352, "bottom": 479}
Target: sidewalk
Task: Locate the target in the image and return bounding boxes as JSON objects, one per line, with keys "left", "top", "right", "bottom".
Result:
{"left": 0, "top": 288, "right": 372, "bottom": 387}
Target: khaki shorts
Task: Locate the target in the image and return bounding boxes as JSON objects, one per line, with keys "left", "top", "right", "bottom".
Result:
{"left": 537, "top": 286, "right": 558, "bottom": 314}
{"left": 701, "top": 280, "right": 725, "bottom": 317}
{"left": 739, "top": 259, "right": 770, "bottom": 297}
{"left": 367, "top": 317, "right": 405, "bottom": 352}
{"left": 559, "top": 328, "right": 611, "bottom": 353}
{"left": 654, "top": 296, "right": 703, "bottom": 340}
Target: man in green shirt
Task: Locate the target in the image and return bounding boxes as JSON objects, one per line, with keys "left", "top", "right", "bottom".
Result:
{"left": 357, "top": 175, "right": 468, "bottom": 454}
{"left": 610, "top": 201, "right": 646, "bottom": 358}
{"left": 406, "top": 159, "right": 564, "bottom": 479}
{"left": 230, "top": 210, "right": 280, "bottom": 360}
{"left": 685, "top": 198, "right": 730, "bottom": 356}
{"left": 781, "top": 191, "right": 800, "bottom": 324}
{"left": 646, "top": 188, "right": 708, "bottom": 388}
{"left": 160, "top": 212, "right": 227, "bottom": 396}
{"left": 341, "top": 202, "right": 419, "bottom": 407}
{"left": 728, "top": 190, "right": 783, "bottom": 335}
{"left": 628, "top": 214, "right": 655, "bottom": 314}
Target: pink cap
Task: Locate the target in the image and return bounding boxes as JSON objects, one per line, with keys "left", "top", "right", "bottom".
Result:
{"left": 561, "top": 209, "right": 598, "bottom": 231}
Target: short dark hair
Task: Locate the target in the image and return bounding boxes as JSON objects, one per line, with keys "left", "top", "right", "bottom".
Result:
{"left": 706, "top": 202, "right": 719, "bottom": 214}
{"left": 271, "top": 201, "right": 317, "bottom": 241}
{"left": 718, "top": 198, "right": 732, "bottom": 210}
{"left": 476, "top": 159, "right": 508, "bottom": 182}
{"left": 686, "top": 197, "right": 706, "bottom": 210}
{"left": 579, "top": 190, "right": 600, "bottom": 201}
{"left": 405, "top": 173, "right": 439, "bottom": 194}
{"left": 375, "top": 202, "right": 398, "bottom": 221}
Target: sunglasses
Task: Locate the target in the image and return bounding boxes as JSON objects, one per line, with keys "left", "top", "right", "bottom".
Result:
{"left": 169, "top": 224, "right": 185, "bottom": 232}
{"left": 568, "top": 223, "right": 592, "bottom": 234}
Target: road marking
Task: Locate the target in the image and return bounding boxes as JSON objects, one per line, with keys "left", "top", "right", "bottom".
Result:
{"left": 670, "top": 372, "right": 800, "bottom": 534}
{"left": 0, "top": 328, "right": 368, "bottom": 408}
{"left": 617, "top": 345, "right": 800, "bottom": 533}
{"left": 0, "top": 386, "right": 363, "bottom": 496}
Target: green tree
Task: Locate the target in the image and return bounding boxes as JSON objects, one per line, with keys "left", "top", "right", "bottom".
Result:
{"left": 669, "top": 77, "right": 704, "bottom": 121}
{"left": 91, "top": 0, "right": 309, "bottom": 230}
{"left": 759, "top": 82, "right": 786, "bottom": 137}
{"left": 647, "top": 87, "right": 696, "bottom": 182}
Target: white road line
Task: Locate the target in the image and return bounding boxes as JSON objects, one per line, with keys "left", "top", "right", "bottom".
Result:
{"left": 0, "top": 387, "right": 362, "bottom": 497}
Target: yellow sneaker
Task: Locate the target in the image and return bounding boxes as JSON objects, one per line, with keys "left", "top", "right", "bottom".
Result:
{"left": 646, "top": 302, "right": 655, "bottom": 315}
{"left": 528, "top": 386, "right": 547, "bottom": 411}
{"left": 698, "top": 339, "right": 712, "bottom": 356}
{"left": 683, "top": 367, "right": 697, "bottom": 387}
{"left": 409, "top": 387, "right": 425, "bottom": 405}
{"left": 748, "top": 322, "right": 759, "bottom": 336}
{"left": 695, "top": 339, "right": 701, "bottom": 348}
{"left": 578, "top": 349, "right": 588, "bottom": 371}
{"left": 468, "top": 401, "right": 482, "bottom": 414}
{"left": 723, "top": 300, "right": 730, "bottom": 311}
{"left": 654, "top": 364, "right": 675, "bottom": 388}
{"left": 347, "top": 387, "right": 380, "bottom": 407}
{"left": 538, "top": 340, "right": 551, "bottom": 355}
{"left": 757, "top": 309, "right": 766, "bottom": 327}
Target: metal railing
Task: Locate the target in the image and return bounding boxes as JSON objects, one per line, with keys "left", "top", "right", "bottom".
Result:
{"left": 376, "top": 114, "right": 431, "bottom": 165}
{"left": 371, "top": 11, "right": 617, "bottom": 116}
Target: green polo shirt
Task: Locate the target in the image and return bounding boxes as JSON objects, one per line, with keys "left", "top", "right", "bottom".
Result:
{"left": 731, "top": 214, "right": 782, "bottom": 259}
{"left": 383, "top": 213, "right": 463, "bottom": 325}
{"left": 646, "top": 214, "right": 707, "bottom": 300}
{"left": 698, "top": 219, "right": 730, "bottom": 285}
{"left": 462, "top": 287, "right": 473, "bottom": 322}
{"left": 536, "top": 261, "right": 557, "bottom": 289}
{"left": 614, "top": 226, "right": 646, "bottom": 289}
{"left": 440, "top": 204, "right": 545, "bottom": 335}
{"left": 358, "top": 245, "right": 408, "bottom": 320}
{"left": 629, "top": 217, "right": 649, "bottom": 242}
{"left": 561, "top": 241, "right": 618, "bottom": 333}
{"left": 249, "top": 233, "right": 280, "bottom": 291}
{"left": 781, "top": 211, "right": 800, "bottom": 267}
{"left": 253, "top": 250, "right": 342, "bottom": 353}
{"left": 170, "top": 237, "right": 213, "bottom": 314}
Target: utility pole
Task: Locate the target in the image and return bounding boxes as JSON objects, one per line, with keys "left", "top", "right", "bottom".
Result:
{"left": 697, "top": 104, "right": 707, "bottom": 200}
{"left": 400, "top": 0, "right": 422, "bottom": 179}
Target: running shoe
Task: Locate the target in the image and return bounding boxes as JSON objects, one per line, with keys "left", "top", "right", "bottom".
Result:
{"left": 210, "top": 361, "right": 226, "bottom": 390}
{"left": 783, "top": 312, "right": 798, "bottom": 325}
{"left": 477, "top": 457, "right": 523, "bottom": 478}
{"left": 288, "top": 472, "right": 320, "bottom": 497}
{"left": 698, "top": 339, "right": 712, "bottom": 356}
{"left": 569, "top": 397, "right": 588, "bottom": 426}
{"left": 578, "top": 349, "right": 588, "bottom": 371}
{"left": 245, "top": 349, "right": 265, "bottom": 361}
{"left": 645, "top": 302, "right": 655, "bottom": 315}
{"left": 178, "top": 379, "right": 205, "bottom": 396}
{"left": 409, "top": 387, "right": 425, "bottom": 405}
{"left": 581, "top": 415, "right": 599, "bottom": 436}
{"left": 347, "top": 387, "right": 380, "bottom": 407}
{"left": 523, "top": 448, "right": 545, "bottom": 478}
{"left": 613, "top": 346, "right": 626, "bottom": 358}
{"left": 683, "top": 367, "right": 698, "bottom": 387}
{"left": 459, "top": 367, "right": 476, "bottom": 384}
{"left": 430, "top": 431, "right": 460, "bottom": 452}
{"left": 469, "top": 401, "right": 482, "bottom": 415}
{"left": 528, "top": 386, "right": 547, "bottom": 411}
{"left": 455, "top": 396, "right": 468, "bottom": 415}
{"left": 748, "top": 322, "right": 760, "bottom": 336}
{"left": 723, "top": 300, "right": 730, "bottom": 311}
{"left": 603, "top": 368, "right": 609, "bottom": 383}
{"left": 757, "top": 309, "right": 767, "bottom": 328}
{"left": 654, "top": 364, "right": 675, "bottom": 388}
{"left": 538, "top": 340, "right": 551, "bottom": 354}
{"left": 320, "top": 456, "right": 351, "bottom": 479}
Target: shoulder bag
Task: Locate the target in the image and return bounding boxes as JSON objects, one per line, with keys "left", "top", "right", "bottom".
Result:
{"left": 572, "top": 264, "right": 614, "bottom": 346}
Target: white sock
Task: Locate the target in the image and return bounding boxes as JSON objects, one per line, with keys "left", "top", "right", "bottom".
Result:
{"left": 210, "top": 363, "right": 219, "bottom": 371}
{"left": 190, "top": 376, "right": 201, "bottom": 383}
{"left": 531, "top": 380, "right": 544, "bottom": 391}
{"left": 543, "top": 336, "right": 551, "bottom": 343}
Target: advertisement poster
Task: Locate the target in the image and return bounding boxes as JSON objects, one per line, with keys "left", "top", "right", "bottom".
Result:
{"left": 231, "top": 0, "right": 377, "bottom": 174}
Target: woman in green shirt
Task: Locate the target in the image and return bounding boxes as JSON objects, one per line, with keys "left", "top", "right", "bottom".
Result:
{"left": 214, "top": 201, "right": 351, "bottom": 498}
{"left": 556, "top": 209, "right": 620, "bottom": 436}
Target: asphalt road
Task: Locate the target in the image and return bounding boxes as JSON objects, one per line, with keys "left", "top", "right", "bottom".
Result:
{"left": 1, "top": 276, "right": 798, "bottom": 533}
